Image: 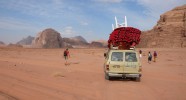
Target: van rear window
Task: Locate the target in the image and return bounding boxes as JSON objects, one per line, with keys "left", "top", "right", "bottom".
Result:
{"left": 125, "top": 52, "right": 137, "bottom": 62}
{"left": 111, "top": 52, "right": 123, "bottom": 61}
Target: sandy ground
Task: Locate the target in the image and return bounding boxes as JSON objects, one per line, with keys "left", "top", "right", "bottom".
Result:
{"left": 0, "top": 47, "right": 186, "bottom": 100}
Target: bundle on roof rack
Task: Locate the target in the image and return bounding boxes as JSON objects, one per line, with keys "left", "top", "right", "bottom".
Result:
{"left": 108, "top": 27, "right": 141, "bottom": 50}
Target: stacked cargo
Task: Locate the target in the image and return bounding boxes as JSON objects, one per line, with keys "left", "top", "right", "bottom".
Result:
{"left": 108, "top": 27, "right": 141, "bottom": 49}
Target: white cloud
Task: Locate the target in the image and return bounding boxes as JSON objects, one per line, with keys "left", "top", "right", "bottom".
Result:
{"left": 62, "top": 26, "right": 76, "bottom": 35}
{"left": 0, "top": 17, "right": 43, "bottom": 44}
{"left": 0, "top": 17, "right": 40, "bottom": 32}
{"left": 0, "top": 0, "right": 65, "bottom": 18}
{"left": 52, "top": 0, "right": 63, "bottom": 5}
{"left": 136, "top": 0, "right": 186, "bottom": 17}
{"left": 80, "top": 21, "right": 89, "bottom": 26}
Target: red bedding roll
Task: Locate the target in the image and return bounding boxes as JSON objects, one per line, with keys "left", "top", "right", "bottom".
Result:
{"left": 108, "top": 27, "right": 141, "bottom": 49}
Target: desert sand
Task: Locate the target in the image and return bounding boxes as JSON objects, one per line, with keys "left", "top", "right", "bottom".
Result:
{"left": 0, "top": 47, "right": 186, "bottom": 100}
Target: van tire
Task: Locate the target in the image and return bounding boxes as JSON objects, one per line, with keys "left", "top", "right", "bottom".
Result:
{"left": 135, "top": 77, "right": 141, "bottom": 82}
{"left": 105, "top": 73, "right": 110, "bottom": 80}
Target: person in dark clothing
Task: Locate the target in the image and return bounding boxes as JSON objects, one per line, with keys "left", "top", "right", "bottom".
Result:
{"left": 148, "top": 51, "right": 152, "bottom": 64}
{"left": 153, "top": 51, "right": 157, "bottom": 62}
{"left": 139, "top": 50, "right": 142, "bottom": 58}
{"left": 64, "top": 48, "right": 70, "bottom": 64}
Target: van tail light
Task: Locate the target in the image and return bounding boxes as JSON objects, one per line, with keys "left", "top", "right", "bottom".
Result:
{"left": 139, "top": 66, "right": 142, "bottom": 72}
{"left": 106, "top": 65, "right": 109, "bottom": 71}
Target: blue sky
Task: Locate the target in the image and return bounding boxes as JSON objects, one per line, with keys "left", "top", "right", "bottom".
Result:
{"left": 0, "top": 0, "right": 185, "bottom": 44}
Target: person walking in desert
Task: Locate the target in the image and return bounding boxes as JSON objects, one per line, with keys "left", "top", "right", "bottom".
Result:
{"left": 64, "top": 48, "right": 70, "bottom": 65}
{"left": 148, "top": 51, "right": 152, "bottom": 64}
{"left": 153, "top": 51, "right": 157, "bottom": 62}
{"left": 139, "top": 49, "right": 142, "bottom": 58}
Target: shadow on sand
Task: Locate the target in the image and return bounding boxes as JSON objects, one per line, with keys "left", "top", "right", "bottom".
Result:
{"left": 108, "top": 77, "right": 140, "bottom": 82}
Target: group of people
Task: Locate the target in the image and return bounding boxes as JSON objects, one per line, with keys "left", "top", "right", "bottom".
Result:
{"left": 148, "top": 51, "right": 157, "bottom": 64}
{"left": 139, "top": 50, "right": 158, "bottom": 64}
{"left": 64, "top": 48, "right": 158, "bottom": 65}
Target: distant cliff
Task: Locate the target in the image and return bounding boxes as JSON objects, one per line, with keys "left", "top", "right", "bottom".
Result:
{"left": 138, "top": 4, "right": 186, "bottom": 48}
{"left": 16, "top": 36, "right": 34, "bottom": 45}
{"left": 89, "top": 40, "right": 107, "bottom": 48}
{"left": 62, "top": 36, "right": 89, "bottom": 48}
{"left": 23, "top": 28, "right": 106, "bottom": 48}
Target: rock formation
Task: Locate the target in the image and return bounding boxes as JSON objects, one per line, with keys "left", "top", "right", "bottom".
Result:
{"left": 138, "top": 4, "right": 186, "bottom": 48}
{"left": 62, "top": 36, "right": 89, "bottom": 48}
{"left": 89, "top": 40, "right": 107, "bottom": 48}
{"left": 32, "top": 28, "right": 64, "bottom": 48}
{"left": 89, "top": 41, "right": 104, "bottom": 48}
{"left": 31, "top": 28, "right": 107, "bottom": 48}
{"left": 72, "top": 36, "right": 88, "bottom": 43}
{"left": 17, "top": 36, "right": 34, "bottom": 45}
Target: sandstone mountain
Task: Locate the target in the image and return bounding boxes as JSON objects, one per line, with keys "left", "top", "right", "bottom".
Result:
{"left": 138, "top": 4, "right": 186, "bottom": 48}
{"left": 16, "top": 36, "right": 34, "bottom": 45}
{"left": 89, "top": 41, "right": 104, "bottom": 48}
{"left": 29, "top": 28, "right": 106, "bottom": 48}
{"left": 95, "top": 40, "right": 107, "bottom": 47}
{"left": 32, "top": 28, "right": 64, "bottom": 48}
{"left": 62, "top": 36, "right": 89, "bottom": 48}
{"left": 72, "top": 36, "right": 87, "bottom": 43}
{"left": 89, "top": 40, "right": 107, "bottom": 48}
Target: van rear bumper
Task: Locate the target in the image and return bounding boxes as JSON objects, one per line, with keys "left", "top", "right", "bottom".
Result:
{"left": 108, "top": 73, "right": 141, "bottom": 78}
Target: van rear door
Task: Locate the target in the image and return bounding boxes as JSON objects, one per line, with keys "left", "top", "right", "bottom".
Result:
{"left": 124, "top": 52, "right": 139, "bottom": 73}
{"left": 109, "top": 52, "right": 124, "bottom": 73}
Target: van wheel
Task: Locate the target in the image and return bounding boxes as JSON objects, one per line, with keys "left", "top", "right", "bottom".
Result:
{"left": 105, "top": 73, "right": 110, "bottom": 80}
{"left": 135, "top": 77, "right": 141, "bottom": 82}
